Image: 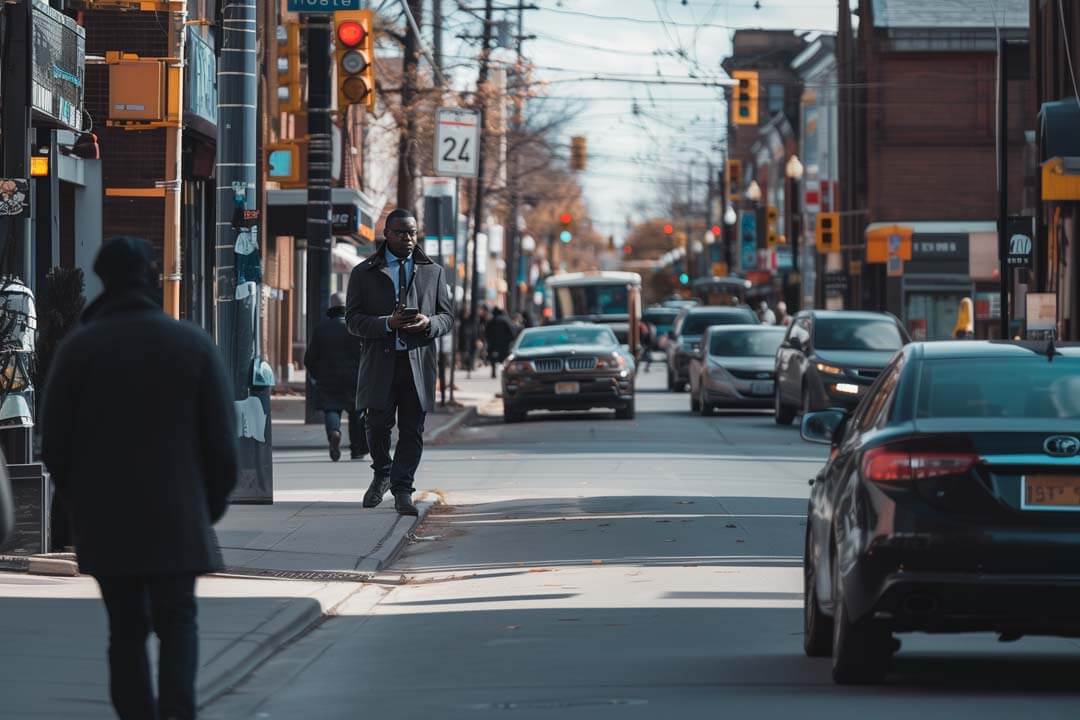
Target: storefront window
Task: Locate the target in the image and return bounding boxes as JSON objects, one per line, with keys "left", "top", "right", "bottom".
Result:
{"left": 905, "top": 291, "right": 968, "bottom": 341}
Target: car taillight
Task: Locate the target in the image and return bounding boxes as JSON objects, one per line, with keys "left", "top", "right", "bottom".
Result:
{"left": 861, "top": 444, "right": 977, "bottom": 485}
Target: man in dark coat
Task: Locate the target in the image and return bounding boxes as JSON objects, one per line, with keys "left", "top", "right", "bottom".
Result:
{"left": 346, "top": 209, "right": 454, "bottom": 515}
{"left": 41, "top": 237, "right": 238, "bottom": 720}
{"left": 304, "top": 292, "right": 367, "bottom": 462}
{"left": 484, "top": 306, "right": 515, "bottom": 378}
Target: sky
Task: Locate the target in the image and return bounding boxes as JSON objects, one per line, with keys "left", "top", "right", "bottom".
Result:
{"left": 441, "top": 0, "right": 840, "bottom": 242}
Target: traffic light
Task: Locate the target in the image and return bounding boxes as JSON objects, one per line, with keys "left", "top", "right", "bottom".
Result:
{"left": 276, "top": 21, "right": 301, "bottom": 114}
{"left": 335, "top": 10, "right": 376, "bottom": 113}
{"left": 765, "top": 205, "right": 782, "bottom": 247}
{"left": 663, "top": 222, "right": 674, "bottom": 236}
{"left": 710, "top": 224, "right": 721, "bottom": 237}
{"left": 816, "top": 212, "right": 841, "bottom": 253}
{"left": 731, "top": 70, "right": 759, "bottom": 126}
{"left": 726, "top": 159, "right": 742, "bottom": 200}
{"left": 266, "top": 142, "right": 302, "bottom": 185}
{"left": 570, "top": 136, "right": 587, "bottom": 171}
{"left": 559, "top": 212, "right": 572, "bottom": 243}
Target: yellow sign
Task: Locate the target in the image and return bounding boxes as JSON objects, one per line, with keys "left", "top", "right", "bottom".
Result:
{"left": 30, "top": 156, "right": 49, "bottom": 177}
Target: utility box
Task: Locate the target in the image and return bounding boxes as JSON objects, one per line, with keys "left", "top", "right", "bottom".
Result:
{"left": 108, "top": 53, "right": 165, "bottom": 121}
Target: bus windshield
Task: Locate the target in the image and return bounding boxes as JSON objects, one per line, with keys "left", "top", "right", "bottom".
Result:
{"left": 554, "top": 284, "right": 629, "bottom": 319}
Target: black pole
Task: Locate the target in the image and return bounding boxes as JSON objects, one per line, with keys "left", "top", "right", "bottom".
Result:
{"left": 997, "top": 37, "right": 1010, "bottom": 340}
{"left": 435, "top": 196, "right": 447, "bottom": 406}
{"left": 305, "top": 16, "right": 333, "bottom": 422}
{"left": 469, "top": 0, "right": 493, "bottom": 346}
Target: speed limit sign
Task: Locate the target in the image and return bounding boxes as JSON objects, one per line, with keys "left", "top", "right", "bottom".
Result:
{"left": 434, "top": 107, "right": 480, "bottom": 178}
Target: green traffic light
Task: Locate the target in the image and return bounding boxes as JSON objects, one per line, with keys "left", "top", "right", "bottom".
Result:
{"left": 679, "top": 273, "right": 689, "bottom": 285}
{"left": 560, "top": 230, "right": 572, "bottom": 243}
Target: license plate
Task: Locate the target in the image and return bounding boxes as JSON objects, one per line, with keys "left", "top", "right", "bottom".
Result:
{"left": 554, "top": 381, "right": 580, "bottom": 395}
{"left": 750, "top": 381, "right": 774, "bottom": 396}
{"left": 1021, "top": 475, "right": 1080, "bottom": 511}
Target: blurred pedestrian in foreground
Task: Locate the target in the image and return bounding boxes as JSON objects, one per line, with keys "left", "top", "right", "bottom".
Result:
{"left": 346, "top": 209, "right": 454, "bottom": 515}
{"left": 485, "top": 307, "right": 515, "bottom": 378}
{"left": 953, "top": 297, "right": 975, "bottom": 339}
{"left": 305, "top": 292, "right": 368, "bottom": 462}
{"left": 41, "top": 236, "right": 238, "bottom": 720}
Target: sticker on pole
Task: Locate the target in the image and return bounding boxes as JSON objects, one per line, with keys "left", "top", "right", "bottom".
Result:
{"left": 434, "top": 108, "right": 480, "bottom": 178}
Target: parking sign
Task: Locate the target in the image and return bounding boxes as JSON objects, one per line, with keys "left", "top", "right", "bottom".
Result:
{"left": 434, "top": 108, "right": 480, "bottom": 178}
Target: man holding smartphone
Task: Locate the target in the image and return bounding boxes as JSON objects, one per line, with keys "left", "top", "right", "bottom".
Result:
{"left": 345, "top": 209, "right": 454, "bottom": 515}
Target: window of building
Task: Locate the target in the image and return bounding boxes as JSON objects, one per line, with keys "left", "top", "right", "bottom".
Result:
{"left": 767, "top": 84, "right": 785, "bottom": 115}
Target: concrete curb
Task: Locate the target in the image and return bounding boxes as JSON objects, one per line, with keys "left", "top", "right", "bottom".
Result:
{"left": 355, "top": 492, "right": 437, "bottom": 572}
{"left": 427, "top": 405, "right": 478, "bottom": 444}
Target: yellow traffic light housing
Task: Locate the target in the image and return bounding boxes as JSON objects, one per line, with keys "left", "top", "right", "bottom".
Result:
{"left": 335, "top": 10, "right": 375, "bottom": 113}
{"left": 276, "top": 21, "right": 301, "bottom": 114}
{"left": 731, "top": 70, "right": 759, "bottom": 126}
{"left": 570, "top": 136, "right": 587, "bottom": 171}
{"left": 816, "top": 212, "right": 840, "bottom": 253}
{"left": 726, "top": 159, "right": 741, "bottom": 200}
{"left": 766, "top": 205, "right": 779, "bottom": 231}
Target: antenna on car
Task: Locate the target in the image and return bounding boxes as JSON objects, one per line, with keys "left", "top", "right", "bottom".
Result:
{"left": 1046, "top": 333, "right": 1059, "bottom": 363}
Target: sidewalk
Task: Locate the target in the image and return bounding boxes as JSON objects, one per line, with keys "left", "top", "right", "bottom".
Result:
{"left": 0, "top": 377, "right": 500, "bottom": 717}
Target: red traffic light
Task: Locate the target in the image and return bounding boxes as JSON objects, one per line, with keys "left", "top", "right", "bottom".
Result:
{"left": 337, "top": 20, "right": 366, "bottom": 47}
{"left": 711, "top": 225, "right": 722, "bottom": 236}
{"left": 663, "top": 223, "right": 674, "bottom": 235}
{"left": 559, "top": 212, "right": 572, "bottom": 225}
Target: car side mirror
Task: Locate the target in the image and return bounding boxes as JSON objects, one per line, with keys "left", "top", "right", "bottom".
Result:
{"left": 801, "top": 409, "right": 847, "bottom": 445}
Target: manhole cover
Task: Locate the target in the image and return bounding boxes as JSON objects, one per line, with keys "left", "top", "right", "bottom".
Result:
{"left": 216, "top": 568, "right": 372, "bottom": 583}
{"left": 465, "top": 699, "right": 647, "bottom": 711}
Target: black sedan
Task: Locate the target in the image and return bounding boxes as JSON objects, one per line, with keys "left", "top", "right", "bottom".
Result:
{"left": 501, "top": 324, "right": 636, "bottom": 422}
{"left": 775, "top": 310, "right": 909, "bottom": 425}
{"left": 801, "top": 340, "right": 1080, "bottom": 684}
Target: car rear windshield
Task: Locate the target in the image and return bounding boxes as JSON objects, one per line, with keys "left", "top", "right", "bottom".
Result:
{"left": 815, "top": 318, "right": 903, "bottom": 351}
{"left": 682, "top": 312, "right": 755, "bottom": 335}
{"left": 709, "top": 330, "right": 784, "bottom": 357}
{"left": 916, "top": 357, "right": 1080, "bottom": 419}
{"left": 517, "top": 327, "right": 617, "bottom": 349}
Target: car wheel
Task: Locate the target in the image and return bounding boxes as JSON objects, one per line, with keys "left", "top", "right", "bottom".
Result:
{"left": 801, "top": 382, "right": 814, "bottom": 417}
{"left": 615, "top": 399, "right": 635, "bottom": 420}
{"left": 831, "top": 557, "right": 891, "bottom": 684}
{"left": 698, "top": 386, "right": 713, "bottom": 416}
{"left": 667, "top": 367, "right": 676, "bottom": 391}
{"left": 804, "top": 526, "right": 833, "bottom": 658}
{"left": 774, "top": 384, "right": 795, "bottom": 425}
{"left": 690, "top": 384, "right": 701, "bottom": 412}
{"left": 503, "top": 403, "right": 526, "bottom": 423}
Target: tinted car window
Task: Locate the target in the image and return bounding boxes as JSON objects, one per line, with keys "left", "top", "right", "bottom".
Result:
{"left": 682, "top": 311, "right": 756, "bottom": 335}
{"left": 916, "top": 357, "right": 1080, "bottom": 419}
{"left": 815, "top": 318, "right": 903, "bottom": 351}
{"left": 858, "top": 362, "right": 902, "bottom": 432}
{"left": 709, "top": 329, "right": 784, "bottom": 357}
{"left": 517, "top": 327, "right": 617, "bottom": 349}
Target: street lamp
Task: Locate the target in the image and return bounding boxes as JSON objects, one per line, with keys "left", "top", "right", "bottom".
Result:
{"left": 723, "top": 204, "right": 737, "bottom": 226}
{"left": 785, "top": 154, "right": 804, "bottom": 180}
{"left": 745, "top": 180, "right": 762, "bottom": 203}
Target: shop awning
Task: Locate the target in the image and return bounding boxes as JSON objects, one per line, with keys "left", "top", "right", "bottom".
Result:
{"left": 267, "top": 187, "right": 381, "bottom": 241}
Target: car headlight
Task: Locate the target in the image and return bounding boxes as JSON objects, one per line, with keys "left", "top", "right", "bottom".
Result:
{"left": 504, "top": 360, "right": 534, "bottom": 375}
{"left": 816, "top": 362, "right": 844, "bottom": 376}
{"left": 596, "top": 353, "right": 626, "bottom": 370}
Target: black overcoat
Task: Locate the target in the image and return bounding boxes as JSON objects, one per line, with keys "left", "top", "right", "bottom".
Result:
{"left": 345, "top": 244, "right": 454, "bottom": 412}
{"left": 41, "top": 291, "right": 238, "bottom": 576}
{"left": 304, "top": 307, "right": 362, "bottom": 411}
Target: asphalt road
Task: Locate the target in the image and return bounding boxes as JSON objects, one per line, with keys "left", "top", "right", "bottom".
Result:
{"left": 208, "top": 366, "right": 1080, "bottom": 719}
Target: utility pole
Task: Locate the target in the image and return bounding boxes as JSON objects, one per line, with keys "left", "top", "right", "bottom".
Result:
{"left": 432, "top": 0, "right": 443, "bottom": 73}
{"left": 469, "top": 0, "right": 494, "bottom": 343}
{"left": 215, "top": 0, "right": 273, "bottom": 501}
{"left": 397, "top": 0, "right": 423, "bottom": 211}
{"left": 504, "top": 4, "right": 526, "bottom": 313}
{"left": 996, "top": 37, "right": 1010, "bottom": 340}
{"left": 305, "top": 16, "right": 333, "bottom": 423}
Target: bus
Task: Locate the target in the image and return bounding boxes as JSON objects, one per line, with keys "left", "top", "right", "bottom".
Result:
{"left": 544, "top": 271, "right": 643, "bottom": 358}
{"left": 691, "top": 276, "right": 752, "bottom": 308}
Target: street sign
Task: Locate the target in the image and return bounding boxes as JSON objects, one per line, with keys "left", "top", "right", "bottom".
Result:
{"left": 286, "top": 0, "right": 361, "bottom": 12}
{"left": 1006, "top": 215, "right": 1034, "bottom": 268}
{"left": 434, "top": 108, "right": 480, "bottom": 178}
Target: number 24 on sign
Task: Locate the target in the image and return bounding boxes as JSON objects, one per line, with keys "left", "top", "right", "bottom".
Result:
{"left": 434, "top": 108, "right": 480, "bottom": 178}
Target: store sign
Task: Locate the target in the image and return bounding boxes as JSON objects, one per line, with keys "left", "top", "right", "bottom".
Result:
{"left": 1026, "top": 292, "right": 1057, "bottom": 333}
{"left": 740, "top": 212, "right": 757, "bottom": 270}
{"left": 184, "top": 29, "right": 217, "bottom": 132}
{"left": 1006, "top": 215, "right": 1034, "bottom": 269}
{"left": 31, "top": 0, "right": 85, "bottom": 131}
{"left": 287, "top": 0, "right": 361, "bottom": 12}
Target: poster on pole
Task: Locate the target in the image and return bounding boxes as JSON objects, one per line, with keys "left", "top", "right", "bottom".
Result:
{"left": 434, "top": 108, "right": 480, "bottom": 178}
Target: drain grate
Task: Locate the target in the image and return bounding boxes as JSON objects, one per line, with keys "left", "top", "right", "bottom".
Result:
{"left": 215, "top": 567, "right": 373, "bottom": 583}
{"left": 0, "top": 555, "right": 30, "bottom": 573}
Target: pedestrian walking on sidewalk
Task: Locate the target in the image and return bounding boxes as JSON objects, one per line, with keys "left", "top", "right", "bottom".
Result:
{"left": 304, "top": 292, "right": 368, "bottom": 462}
{"left": 346, "top": 209, "right": 454, "bottom": 515}
{"left": 484, "top": 307, "right": 515, "bottom": 378}
{"left": 40, "top": 236, "right": 238, "bottom": 720}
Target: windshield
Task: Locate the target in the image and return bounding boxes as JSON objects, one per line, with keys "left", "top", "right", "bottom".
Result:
{"left": 681, "top": 311, "right": 755, "bottom": 336}
{"left": 815, "top": 318, "right": 903, "bottom": 351}
{"left": 709, "top": 329, "right": 784, "bottom": 357}
{"left": 517, "top": 326, "right": 618, "bottom": 349}
{"left": 917, "top": 357, "right": 1080, "bottom": 419}
{"left": 553, "top": 284, "right": 628, "bottom": 319}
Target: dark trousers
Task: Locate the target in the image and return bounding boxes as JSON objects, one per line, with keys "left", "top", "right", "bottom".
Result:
{"left": 366, "top": 353, "right": 426, "bottom": 493}
{"left": 95, "top": 574, "right": 198, "bottom": 720}
{"left": 324, "top": 408, "right": 368, "bottom": 455}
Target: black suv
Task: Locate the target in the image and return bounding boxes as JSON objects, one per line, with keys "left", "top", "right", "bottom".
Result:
{"left": 774, "top": 310, "right": 908, "bottom": 424}
{"left": 666, "top": 305, "right": 758, "bottom": 391}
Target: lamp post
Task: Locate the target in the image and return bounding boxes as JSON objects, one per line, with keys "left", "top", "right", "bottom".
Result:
{"left": 784, "top": 154, "right": 805, "bottom": 312}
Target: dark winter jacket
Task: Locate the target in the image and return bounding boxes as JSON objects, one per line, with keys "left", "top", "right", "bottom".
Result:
{"left": 304, "top": 306, "right": 363, "bottom": 411}
{"left": 484, "top": 310, "right": 515, "bottom": 361}
{"left": 345, "top": 243, "right": 454, "bottom": 412}
{"left": 41, "top": 287, "right": 238, "bottom": 577}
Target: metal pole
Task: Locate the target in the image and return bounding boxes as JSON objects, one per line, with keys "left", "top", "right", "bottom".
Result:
{"left": 305, "top": 16, "right": 333, "bottom": 423}
{"left": 435, "top": 194, "right": 446, "bottom": 406}
{"left": 432, "top": 0, "right": 443, "bottom": 73}
{"left": 997, "top": 37, "right": 1010, "bottom": 340}
{"left": 163, "top": 3, "right": 187, "bottom": 318}
{"left": 504, "top": 3, "right": 525, "bottom": 313}
{"left": 469, "top": 0, "right": 493, "bottom": 348}
{"left": 215, "top": 0, "right": 272, "bottom": 501}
